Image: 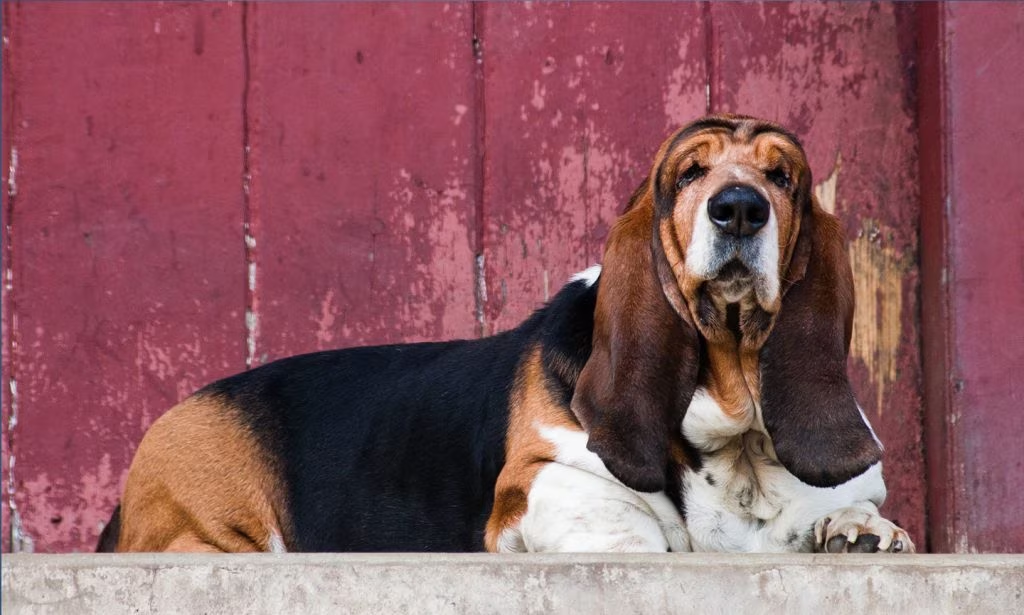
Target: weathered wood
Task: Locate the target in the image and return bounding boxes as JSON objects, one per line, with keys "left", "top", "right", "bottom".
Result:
{"left": 919, "top": 2, "right": 1024, "bottom": 553}
{"left": 2, "top": 3, "right": 247, "bottom": 552}
{"left": 1, "top": 1, "right": 16, "bottom": 554}
{"left": 478, "top": 2, "right": 707, "bottom": 332}
{"left": 246, "top": 3, "right": 478, "bottom": 364}
{"left": 709, "top": 2, "right": 926, "bottom": 546}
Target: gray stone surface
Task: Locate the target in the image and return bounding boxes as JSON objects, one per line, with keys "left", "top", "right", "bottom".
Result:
{"left": 3, "top": 553, "right": 1023, "bottom": 614}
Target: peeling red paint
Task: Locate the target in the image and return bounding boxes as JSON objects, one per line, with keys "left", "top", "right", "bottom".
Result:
{"left": 2, "top": 0, "right": 18, "bottom": 554}
{"left": 248, "top": 4, "right": 479, "bottom": 362}
{"left": 479, "top": 2, "right": 707, "bottom": 333}
{"left": 3, "top": 4, "right": 248, "bottom": 552}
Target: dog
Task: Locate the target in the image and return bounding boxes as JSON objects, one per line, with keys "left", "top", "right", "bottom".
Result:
{"left": 98, "top": 114, "right": 913, "bottom": 554}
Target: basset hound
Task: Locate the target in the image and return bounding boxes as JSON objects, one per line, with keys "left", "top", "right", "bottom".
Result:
{"left": 98, "top": 114, "right": 913, "bottom": 555}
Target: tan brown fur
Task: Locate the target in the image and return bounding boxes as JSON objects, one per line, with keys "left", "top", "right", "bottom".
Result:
{"left": 484, "top": 347, "right": 581, "bottom": 552}
{"left": 703, "top": 343, "right": 756, "bottom": 419}
{"left": 117, "top": 396, "right": 289, "bottom": 552}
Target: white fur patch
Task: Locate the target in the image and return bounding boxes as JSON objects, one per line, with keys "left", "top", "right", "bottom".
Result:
{"left": 569, "top": 264, "right": 602, "bottom": 287}
{"left": 512, "top": 425, "right": 690, "bottom": 553}
{"left": 267, "top": 531, "right": 287, "bottom": 554}
{"left": 685, "top": 200, "right": 719, "bottom": 280}
{"left": 681, "top": 388, "right": 754, "bottom": 451}
{"left": 681, "top": 390, "right": 888, "bottom": 552}
{"left": 752, "top": 211, "right": 780, "bottom": 306}
{"left": 858, "top": 404, "right": 885, "bottom": 451}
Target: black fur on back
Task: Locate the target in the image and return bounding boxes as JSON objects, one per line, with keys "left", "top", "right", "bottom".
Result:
{"left": 198, "top": 275, "right": 599, "bottom": 552}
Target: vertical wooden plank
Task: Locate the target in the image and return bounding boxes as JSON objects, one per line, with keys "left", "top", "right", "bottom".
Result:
{"left": 247, "top": 3, "right": 478, "bottom": 364}
{"left": 479, "top": 2, "right": 707, "bottom": 332}
{"left": 5, "top": 3, "right": 246, "bottom": 552}
{"left": 917, "top": 0, "right": 957, "bottom": 556}
{"left": 2, "top": 1, "right": 17, "bottom": 554}
{"left": 920, "top": 2, "right": 1024, "bottom": 553}
{"left": 709, "top": 2, "right": 926, "bottom": 545}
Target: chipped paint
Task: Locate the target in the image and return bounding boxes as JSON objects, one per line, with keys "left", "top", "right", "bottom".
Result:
{"left": 6, "top": 378, "right": 17, "bottom": 431}
{"left": 17, "top": 453, "right": 119, "bottom": 553}
{"left": 10, "top": 508, "right": 33, "bottom": 553}
{"left": 480, "top": 3, "right": 707, "bottom": 334}
{"left": 314, "top": 289, "right": 338, "bottom": 346}
{"left": 245, "top": 308, "right": 258, "bottom": 367}
{"left": 816, "top": 165, "right": 904, "bottom": 416}
{"left": 3, "top": 3, "right": 252, "bottom": 553}
{"left": 7, "top": 146, "right": 16, "bottom": 197}
{"left": 531, "top": 80, "right": 546, "bottom": 111}
{"left": 6, "top": 377, "right": 20, "bottom": 551}
{"left": 664, "top": 32, "right": 703, "bottom": 130}
{"left": 849, "top": 219, "right": 905, "bottom": 416}
{"left": 376, "top": 169, "right": 475, "bottom": 342}
{"left": 475, "top": 253, "right": 487, "bottom": 335}
{"left": 814, "top": 153, "right": 842, "bottom": 214}
{"left": 244, "top": 219, "right": 259, "bottom": 368}
{"left": 4, "top": 139, "right": 17, "bottom": 550}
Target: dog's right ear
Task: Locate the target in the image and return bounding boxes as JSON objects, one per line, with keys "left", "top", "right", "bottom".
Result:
{"left": 571, "top": 204, "right": 701, "bottom": 493}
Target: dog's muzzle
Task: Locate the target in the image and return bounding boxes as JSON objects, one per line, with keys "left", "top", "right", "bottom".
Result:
{"left": 693, "top": 183, "right": 779, "bottom": 307}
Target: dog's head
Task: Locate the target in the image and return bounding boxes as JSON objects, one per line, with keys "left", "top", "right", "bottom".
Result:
{"left": 572, "top": 115, "right": 881, "bottom": 492}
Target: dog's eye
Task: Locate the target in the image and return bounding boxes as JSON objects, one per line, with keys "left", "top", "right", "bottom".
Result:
{"left": 677, "top": 164, "right": 706, "bottom": 188}
{"left": 766, "top": 168, "right": 791, "bottom": 189}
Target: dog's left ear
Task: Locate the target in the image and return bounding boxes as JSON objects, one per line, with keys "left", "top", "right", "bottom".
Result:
{"left": 759, "top": 186, "right": 882, "bottom": 488}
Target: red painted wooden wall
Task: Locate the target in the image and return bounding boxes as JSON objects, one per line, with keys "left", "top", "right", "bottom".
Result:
{"left": 918, "top": 2, "right": 1024, "bottom": 553}
{"left": 0, "top": 2, "right": 1018, "bottom": 553}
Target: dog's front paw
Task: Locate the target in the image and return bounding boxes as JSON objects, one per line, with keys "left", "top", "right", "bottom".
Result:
{"left": 814, "top": 507, "right": 915, "bottom": 554}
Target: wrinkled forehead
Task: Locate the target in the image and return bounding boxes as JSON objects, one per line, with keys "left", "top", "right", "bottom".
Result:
{"left": 662, "top": 118, "right": 808, "bottom": 172}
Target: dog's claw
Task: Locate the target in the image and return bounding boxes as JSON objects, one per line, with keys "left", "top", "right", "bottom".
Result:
{"left": 814, "top": 507, "right": 915, "bottom": 554}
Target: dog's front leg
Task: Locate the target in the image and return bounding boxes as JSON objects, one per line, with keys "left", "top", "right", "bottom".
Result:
{"left": 517, "top": 462, "right": 691, "bottom": 553}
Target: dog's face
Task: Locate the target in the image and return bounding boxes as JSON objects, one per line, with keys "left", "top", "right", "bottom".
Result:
{"left": 652, "top": 116, "right": 811, "bottom": 341}
{"left": 575, "top": 114, "right": 881, "bottom": 492}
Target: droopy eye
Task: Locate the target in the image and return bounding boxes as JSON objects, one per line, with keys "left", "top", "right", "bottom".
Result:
{"left": 766, "top": 168, "right": 791, "bottom": 189}
{"left": 677, "top": 164, "right": 706, "bottom": 188}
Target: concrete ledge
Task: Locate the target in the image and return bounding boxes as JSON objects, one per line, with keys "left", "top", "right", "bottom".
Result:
{"left": 3, "top": 553, "right": 1024, "bottom": 614}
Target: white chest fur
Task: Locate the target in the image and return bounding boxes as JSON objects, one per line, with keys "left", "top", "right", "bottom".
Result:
{"left": 680, "top": 388, "right": 887, "bottom": 552}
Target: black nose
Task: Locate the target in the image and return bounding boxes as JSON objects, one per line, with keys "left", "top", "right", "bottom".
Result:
{"left": 707, "top": 185, "right": 771, "bottom": 237}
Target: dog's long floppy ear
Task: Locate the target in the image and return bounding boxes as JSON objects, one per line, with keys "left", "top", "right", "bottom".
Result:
{"left": 759, "top": 189, "right": 882, "bottom": 488}
{"left": 571, "top": 199, "right": 700, "bottom": 493}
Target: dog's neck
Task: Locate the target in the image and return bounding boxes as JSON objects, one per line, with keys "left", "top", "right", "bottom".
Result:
{"left": 693, "top": 289, "right": 771, "bottom": 439}
{"left": 701, "top": 337, "right": 759, "bottom": 419}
